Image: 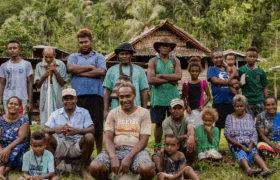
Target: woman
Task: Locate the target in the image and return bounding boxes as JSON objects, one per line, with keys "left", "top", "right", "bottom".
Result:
{"left": 256, "top": 96, "right": 280, "bottom": 159}
{"left": 206, "top": 47, "right": 236, "bottom": 135}
{"left": 0, "top": 96, "right": 30, "bottom": 179}
{"left": 224, "top": 95, "right": 275, "bottom": 177}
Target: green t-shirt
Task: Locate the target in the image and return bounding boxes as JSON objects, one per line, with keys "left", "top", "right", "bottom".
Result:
{"left": 150, "top": 55, "right": 180, "bottom": 107}
{"left": 103, "top": 64, "right": 149, "bottom": 110}
{"left": 238, "top": 65, "right": 269, "bottom": 104}
{"left": 162, "top": 115, "right": 195, "bottom": 136}
{"left": 195, "top": 124, "right": 219, "bottom": 153}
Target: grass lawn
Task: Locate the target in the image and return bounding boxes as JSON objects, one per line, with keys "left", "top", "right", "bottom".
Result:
{"left": 9, "top": 123, "right": 280, "bottom": 180}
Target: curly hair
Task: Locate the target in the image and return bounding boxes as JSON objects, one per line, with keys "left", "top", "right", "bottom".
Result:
{"left": 7, "top": 96, "right": 22, "bottom": 106}
{"left": 201, "top": 106, "right": 219, "bottom": 122}
{"left": 187, "top": 62, "right": 203, "bottom": 73}
{"left": 225, "top": 53, "right": 236, "bottom": 61}
{"left": 8, "top": 39, "right": 20, "bottom": 48}
{"left": 31, "top": 131, "right": 46, "bottom": 142}
{"left": 76, "top": 28, "right": 93, "bottom": 41}
{"left": 232, "top": 94, "right": 248, "bottom": 107}
{"left": 165, "top": 134, "right": 179, "bottom": 144}
{"left": 263, "top": 96, "right": 277, "bottom": 106}
{"left": 246, "top": 46, "right": 258, "bottom": 53}
{"left": 118, "top": 83, "right": 136, "bottom": 96}
{"left": 210, "top": 47, "right": 223, "bottom": 59}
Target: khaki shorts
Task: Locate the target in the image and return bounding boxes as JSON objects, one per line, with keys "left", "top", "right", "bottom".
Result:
{"left": 55, "top": 137, "right": 82, "bottom": 159}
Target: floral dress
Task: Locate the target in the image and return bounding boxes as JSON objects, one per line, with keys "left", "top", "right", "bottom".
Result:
{"left": 0, "top": 116, "right": 29, "bottom": 166}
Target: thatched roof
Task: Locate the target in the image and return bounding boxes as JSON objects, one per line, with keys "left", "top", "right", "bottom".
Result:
{"left": 223, "top": 49, "right": 266, "bottom": 62}
{"left": 105, "top": 20, "right": 210, "bottom": 61}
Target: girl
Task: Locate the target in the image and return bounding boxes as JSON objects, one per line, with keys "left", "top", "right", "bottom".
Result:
{"left": 196, "top": 106, "right": 235, "bottom": 166}
{"left": 182, "top": 57, "right": 210, "bottom": 127}
{"left": 157, "top": 134, "right": 199, "bottom": 180}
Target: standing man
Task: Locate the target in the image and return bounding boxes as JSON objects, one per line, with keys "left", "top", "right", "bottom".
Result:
{"left": 34, "top": 46, "right": 68, "bottom": 129}
{"left": 67, "top": 29, "right": 107, "bottom": 154}
{"left": 147, "top": 38, "right": 182, "bottom": 152}
{"left": 0, "top": 39, "right": 33, "bottom": 118}
{"left": 103, "top": 42, "right": 148, "bottom": 120}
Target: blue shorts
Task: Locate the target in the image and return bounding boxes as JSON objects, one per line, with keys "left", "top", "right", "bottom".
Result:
{"left": 232, "top": 147, "right": 259, "bottom": 166}
{"left": 150, "top": 106, "right": 171, "bottom": 124}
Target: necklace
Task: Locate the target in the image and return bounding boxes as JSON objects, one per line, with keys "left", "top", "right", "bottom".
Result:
{"left": 33, "top": 151, "right": 44, "bottom": 174}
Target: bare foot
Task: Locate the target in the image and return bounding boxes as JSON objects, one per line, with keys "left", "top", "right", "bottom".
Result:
{"left": 80, "top": 169, "right": 89, "bottom": 179}
{"left": 246, "top": 169, "right": 262, "bottom": 177}
{"left": 211, "top": 161, "right": 222, "bottom": 166}
{"left": 0, "top": 174, "right": 6, "bottom": 180}
{"left": 225, "top": 162, "right": 235, "bottom": 166}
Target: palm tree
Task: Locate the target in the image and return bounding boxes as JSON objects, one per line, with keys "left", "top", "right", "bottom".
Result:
{"left": 35, "top": 0, "right": 64, "bottom": 45}
{"left": 19, "top": 7, "right": 36, "bottom": 25}
{"left": 124, "top": 0, "right": 165, "bottom": 36}
{"left": 104, "top": 0, "right": 131, "bottom": 19}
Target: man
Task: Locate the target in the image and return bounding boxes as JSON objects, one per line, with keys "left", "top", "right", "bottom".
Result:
{"left": 34, "top": 46, "right": 68, "bottom": 129}
{"left": 67, "top": 28, "right": 106, "bottom": 154}
{"left": 0, "top": 39, "right": 33, "bottom": 118}
{"left": 42, "top": 88, "right": 95, "bottom": 179}
{"left": 90, "top": 83, "right": 155, "bottom": 180}
{"left": 152, "top": 98, "right": 197, "bottom": 168}
{"left": 147, "top": 38, "right": 182, "bottom": 152}
{"left": 103, "top": 42, "right": 148, "bottom": 120}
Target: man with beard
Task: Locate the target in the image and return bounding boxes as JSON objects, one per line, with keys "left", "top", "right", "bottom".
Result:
{"left": 43, "top": 88, "right": 95, "bottom": 179}
{"left": 0, "top": 39, "right": 33, "bottom": 118}
{"left": 67, "top": 29, "right": 107, "bottom": 154}
{"left": 147, "top": 38, "right": 182, "bottom": 153}
{"left": 34, "top": 46, "right": 68, "bottom": 129}
{"left": 103, "top": 42, "right": 148, "bottom": 120}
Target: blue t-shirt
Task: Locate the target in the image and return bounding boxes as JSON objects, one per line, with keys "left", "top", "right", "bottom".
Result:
{"left": 207, "top": 66, "right": 234, "bottom": 104}
{"left": 265, "top": 112, "right": 280, "bottom": 141}
{"left": 67, "top": 50, "right": 107, "bottom": 97}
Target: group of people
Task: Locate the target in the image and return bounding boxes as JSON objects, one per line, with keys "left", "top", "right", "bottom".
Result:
{"left": 0, "top": 27, "right": 278, "bottom": 180}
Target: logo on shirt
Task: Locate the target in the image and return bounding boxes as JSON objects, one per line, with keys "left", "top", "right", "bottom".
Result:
{"left": 170, "top": 64, "right": 174, "bottom": 69}
{"left": 218, "top": 72, "right": 228, "bottom": 80}
{"left": 19, "top": 68, "right": 24, "bottom": 74}
{"left": 256, "top": 75, "right": 261, "bottom": 81}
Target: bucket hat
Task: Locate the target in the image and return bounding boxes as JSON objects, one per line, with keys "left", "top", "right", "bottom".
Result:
{"left": 114, "top": 42, "right": 136, "bottom": 54}
{"left": 154, "top": 38, "right": 176, "bottom": 53}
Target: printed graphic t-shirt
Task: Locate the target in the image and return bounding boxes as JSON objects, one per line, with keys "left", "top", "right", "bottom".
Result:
{"left": 0, "top": 59, "right": 33, "bottom": 100}
{"left": 105, "top": 106, "right": 151, "bottom": 147}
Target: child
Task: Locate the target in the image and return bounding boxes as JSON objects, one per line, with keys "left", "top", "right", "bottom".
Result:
{"left": 223, "top": 53, "right": 242, "bottom": 95}
{"left": 182, "top": 57, "right": 211, "bottom": 127}
{"left": 238, "top": 47, "right": 269, "bottom": 120}
{"left": 18, "top": 131, "right": 59, "bottom": 180}
{"left": 196, "top": 106, "right": 235, "bottom": 166}
{"left": 157, "top": 134, "right": 199, "bottom": 180}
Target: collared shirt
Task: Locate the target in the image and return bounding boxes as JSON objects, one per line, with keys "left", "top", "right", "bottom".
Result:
{"left": 45, "top": 106, "right": 94, "bottom": 142}
{"left": 34, "top": 60, "right": 68, "bottom": 111}
{"left": 67, "top": 50, "right": 107, "bottom": 97}
{"left": 256, "top": 111, "right": 280, "bottom": 141}
{"left": 150, "top": 55, "right": 180, "bottom": 107}
{"left": 0, "top": 59, "right": 33, "bottom": 100}
{"left": 224, "top": 114, "right": 258, "bottom": 150}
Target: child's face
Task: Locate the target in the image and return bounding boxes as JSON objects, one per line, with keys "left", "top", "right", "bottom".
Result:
{"left": 190, "top": 66, "right": 200, "bottom": 80}
{"left": 203, "top": 114, "right": 214, "bottom": 127}
{"left": 164, "top": 137, "right": 180, "bottom": 155}
{"left": 225, "top": 55, "right": 236, "bottom": 66}
{"left": 245, "top": 51, "right": 258, "bottom": 66}
{"left": 31, "top": 139, "right": 47, "bottom": 156}
{"left": 212, "top": 51, "right": 223, "bottom": 67}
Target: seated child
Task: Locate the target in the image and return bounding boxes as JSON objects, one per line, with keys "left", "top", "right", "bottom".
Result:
{"left": 18, "top": 131, "right": 59, "bottom": 180}
{"left": 223, "top": 53, "right": 243, "bottom": 95}
{"left": 196, "top": 107, "right": 235, "bottom": 166}
{"left": 157, "top": 134, "right": 199, "bottom": 180}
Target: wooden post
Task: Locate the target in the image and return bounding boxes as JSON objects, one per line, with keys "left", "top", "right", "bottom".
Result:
{"left": 47, "top": 75, "right": 51, "bottom": 119}
{"left": 274, "top": 71, "right": 277, "bottom": 99}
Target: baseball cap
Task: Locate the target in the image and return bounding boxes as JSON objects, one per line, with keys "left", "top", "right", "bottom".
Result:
{"left": 62, "top": 88, "right": 76, "bottom": 97}
{"left": 170, "top": 98, "right": 184, "bottom": 108}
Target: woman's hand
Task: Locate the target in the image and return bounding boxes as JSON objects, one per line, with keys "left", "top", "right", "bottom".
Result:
{"left": 241, "top": 145, "right": 250, "bottom": 153}
{"left": 272, "top": 144, "right": 280, "bottom": 154}
{"left": 198, "top": 105, "right": 204, "bottom": 112}
{"left": 186, "top": 106, "right": 192, "bottom": 114}
{"left": 0, "top": 147, "right": 11, "bottom": 163}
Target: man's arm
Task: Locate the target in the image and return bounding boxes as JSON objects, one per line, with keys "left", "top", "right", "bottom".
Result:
{"left": 158, "top": 149, "right": 165, "bottom": 173}
{"left": 51, "top": 67, "right": 66, "bottom": 87}
{"left": 67, "top": 64, "right": 95, "bottom": 74}
{"left": 27, "top": 76, "right": 33, "bottom": 116}
{"left": 155, "top": 60, "right": 182, "bottom": 81}
{"left": 140, "top": 89, "right": 148, "bottom": 108}
{"left": 209, "top": 76, "right": 238, "bottom": 86}
{"left": 22, "top": 171, "right": 32, "bottom": 180}
{"left": 67, "top": 124, "right": 95, "bottom": 136}
{"left": 263, "top": 86, "right": 268, "bottom": 97}
{"left": 103, "top": 87, "right": 112, "bottom": 121}
{"left": 77, "top": 68, "right": 106, "bottom": 78}
{"left": 184, "top": 126, "right": 196, "bottom": 153}
{"left": 147, "top": 60, "right": 172, "bottom": 86}
{"left": 104, "top": 131, "right": 120, "bottom": 175}
{"left": 0, "top": 78, "right": 5, "bottom": 115}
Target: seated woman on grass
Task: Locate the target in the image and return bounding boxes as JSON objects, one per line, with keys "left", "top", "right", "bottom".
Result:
{"left": 157, "top": 134, "right": 199, "bottom": 180}
{"left": 256, "top": 96, "right": 280, "bottom": 159}
{"left": 0, "top": 96, "right": 30, "bottom": 180}
{"left": 196, "top": 106, "right": 234, "bottom": 166}
{"left": 224, "top": 95, "right": 275, "bottom": 178}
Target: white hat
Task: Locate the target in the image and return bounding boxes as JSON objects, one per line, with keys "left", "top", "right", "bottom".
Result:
{"left": 170, "top": 98, "right": 184, "bottom": 108}
{"left": 62, "top": 88, "right": 76, "bottom": 97}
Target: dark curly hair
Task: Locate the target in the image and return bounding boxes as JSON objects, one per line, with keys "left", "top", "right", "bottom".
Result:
{"left": 225, "top": 53, "right": 236, "bottom": 61}
{"left": 187, "top": 57, "right": 202, "bottom": 73}
{"left": 8, "top": 39, "right": 20, "bottom": 48}
{"left": 165, "top": 134, "right": 179, "bottom": 144}
{"left": 210, "top": 47, "right": 222, "bottom": 59}
{"left": 246, "top": 46, "right": 258, "bottom": 53}
{"left": 76, "top": 28, "right": 93, "bottom": 42}
{"left": 31, "top": 131, "right": 46, "bottom": 142}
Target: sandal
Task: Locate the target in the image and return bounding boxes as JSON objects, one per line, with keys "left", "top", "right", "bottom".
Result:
{"left": 262, "top": 169, "right": 277, "bottom": 178}
{"left": 154, "top": 143, "right": 161, "bottom": 153}
{"left": 247, "top": 170, "right": 262, "bottom": 177}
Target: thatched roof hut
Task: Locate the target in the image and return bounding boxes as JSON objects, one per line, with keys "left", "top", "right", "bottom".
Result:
{"left": 105, "top": 20, "right": 213, "bottom": 91}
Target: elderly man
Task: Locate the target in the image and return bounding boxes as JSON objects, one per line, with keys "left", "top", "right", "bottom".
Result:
{"left": 34, "top": 46, "right": 68, "bottom": 129}
{"left": 103, "top": 42, "right": 148, "bottom": 120}
{"left": 152, "top": 98, "right": 197, "bottom": 168}
{"left": 42, "top": 88, "right": 95, "bottom": 179}
{"left": 90, "top": 83, "right": 155, "bottom": 180}
{"left": 147, "top": 38, "right": 182, "bottom": 152}
{"left": 67, "top": 28, "right": 106, "bottom": 154}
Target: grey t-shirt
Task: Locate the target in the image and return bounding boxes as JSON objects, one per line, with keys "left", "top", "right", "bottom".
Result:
{"left": 0, "top": 59, "right": 33, "bottom": 100}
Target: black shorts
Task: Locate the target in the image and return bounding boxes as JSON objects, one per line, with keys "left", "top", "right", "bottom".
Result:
{"left": 150, "top": 106, "right": 171, "bottom": 124}
{"left": 77, "top": 95, "right": 104, "bottom": 135}
{"left": 212, "top": 103, "right": 234, "bottom": 129}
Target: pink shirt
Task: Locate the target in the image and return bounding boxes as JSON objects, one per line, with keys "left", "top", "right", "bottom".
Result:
{"left": 183, "top": 80, "right": 208, "bottom": 106}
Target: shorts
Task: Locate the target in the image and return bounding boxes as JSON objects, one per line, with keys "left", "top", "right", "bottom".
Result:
{"left": 0, "top": 162, "right": 12, "bottom": 168}
{"left": 247, "top": 103, "right": 264, "bottom": 120}
{"left": 232, "top": 147, "right": 258, "bottom": 166}
{"left": 212, "top": 103, "right": 235, "bottom": 129}
{"left": 93, "top": 146, "right": 155, "bottom": 175}
{"left": 150, "top": 106, "right": 171, "bottom": 124}
{"left": 77, "top": 95, "right": 103, "bottom": 135}
{"left": 198, "top": 149, "right": 222, "bottom": 160}
{"left": 55, "top": 137, "right": 81, "bottom": 159}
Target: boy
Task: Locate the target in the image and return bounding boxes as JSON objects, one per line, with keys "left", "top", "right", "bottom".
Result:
{"left": 223, "top": 53, "right": 242, "bottom": 95}
{"left": 238, "top": 47, "right": 269, "bottom": 120}
{"left": 18, "top": 131, "right": 59, "bottom": 180}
